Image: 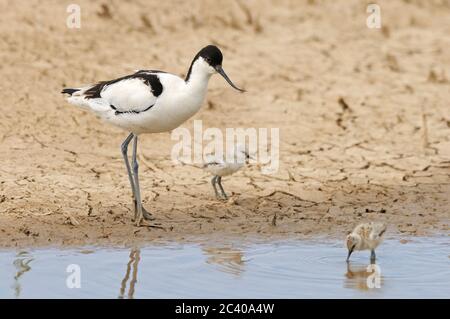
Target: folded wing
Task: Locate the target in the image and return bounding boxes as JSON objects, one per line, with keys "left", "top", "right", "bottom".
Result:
{"left": 62, "top": 70, "right": 163, "bottom": 114}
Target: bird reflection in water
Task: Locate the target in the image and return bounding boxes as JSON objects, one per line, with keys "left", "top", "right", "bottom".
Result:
{"left": 119, "top": 248, "right": 140, "bottom": 299}
{"left": 13, "top": 251, "right": 33, "bottom": 298}
{"left": 202, "top": 244, "right": 246, "bottom": 277}
{"left": 344, "top": 261, "right": 384, "bottom": 291}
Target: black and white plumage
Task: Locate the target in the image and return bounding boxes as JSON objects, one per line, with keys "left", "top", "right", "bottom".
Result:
{"left": 62, "top": 45, "right": 244, "bottom": 225}
{"left": 202, "top": 145, "right": 251, "bottom": 200}
{"left": 62, "top": 70, "right": 163, "bottom": 114}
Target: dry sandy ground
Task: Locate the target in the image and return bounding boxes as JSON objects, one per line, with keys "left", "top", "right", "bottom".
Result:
{"left": 0, "top": 0, "right": 449, "bottom": 248}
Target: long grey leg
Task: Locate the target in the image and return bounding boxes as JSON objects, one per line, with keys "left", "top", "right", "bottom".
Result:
{"left": 121, "top": 133, "right": 136, "bottom": 198}
{"left": 211, "top": 176, "right": 221, "bottom": 199}
{"left": 122, "top": 133, "right": 153, "bottom": 222}
{"left": 132, "top": 135, "right": 144, "bottom": 226}
{"left": 217, "top": 176, "right": 228, "bottom": 200}
{"left": 370, "top": 250, "right": 376, "bottom": 262}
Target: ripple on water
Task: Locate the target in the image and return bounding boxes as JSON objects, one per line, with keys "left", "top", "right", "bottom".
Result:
{"left": 0, "top": 237, "right": 448, "bottom": 298}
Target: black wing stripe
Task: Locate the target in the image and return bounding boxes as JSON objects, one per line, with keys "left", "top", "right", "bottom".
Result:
{"left": 111, "top": 104, "right": 154, "bottom": 115}
{"left": 85, "top": 70, "right": 163, "bottom": 99}
{"left": 61, "top": 88, "right": 80, "bottom": 95}
{"left": 203, "top": 162, "right": 221, "bottom": 168}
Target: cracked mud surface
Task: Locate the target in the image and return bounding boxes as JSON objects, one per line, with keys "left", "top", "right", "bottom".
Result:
{"left": 0, "top": 0, "right": 449, "bottom": 247}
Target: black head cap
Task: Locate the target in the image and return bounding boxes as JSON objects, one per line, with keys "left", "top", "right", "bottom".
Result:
{"left": 198, "top": 45, "right": 223, "bottom": 67}
{"left": 185, "top": 45, "right": 245, "bottom": 92}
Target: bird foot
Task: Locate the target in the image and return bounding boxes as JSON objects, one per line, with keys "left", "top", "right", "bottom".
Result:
{"left": 133, "top": 200, "right": 155, "bottom": 223}
{"left": 142, "top": 207, "right": 155, "bottom": 221}
{"left": 134, "top": 218, "right": 143, "bottom": 227}
{"left": 215, "top": 193, "right": 228, "bottom": 201}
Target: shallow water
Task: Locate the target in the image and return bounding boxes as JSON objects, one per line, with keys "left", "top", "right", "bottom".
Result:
{"left": 0, "top": 237, "right": 449, "bottom": 298}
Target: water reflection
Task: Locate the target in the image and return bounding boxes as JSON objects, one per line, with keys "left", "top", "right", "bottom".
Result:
{"left": 118, "top": 248, "right": 140, "bottom": 299}
{"left": 0, "top": 238, "right": 448, "bottom": 298}
{"left": 344, "top": 261, "right": 384, "bottom": 291}
{"left": 202, "top": 244, "right": 245, "bottom": 276}
{"left": 12, "top": 251, "right": 33, "bottom": 298}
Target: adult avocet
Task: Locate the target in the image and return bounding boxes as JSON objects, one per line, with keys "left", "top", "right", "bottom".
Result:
{"left": 62, "top": 45, "right": 244, "bottom": 226}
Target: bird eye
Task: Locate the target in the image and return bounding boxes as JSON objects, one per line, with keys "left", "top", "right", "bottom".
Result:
{"left": 205, "top": 57, "right": 211, "bottom": 64}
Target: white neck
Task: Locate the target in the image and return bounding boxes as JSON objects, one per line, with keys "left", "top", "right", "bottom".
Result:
{"left": 185, "top": 59, "right": 213, "bottom": 94}
{"left": 167, "top": 59, "right": 213, "bottom": 122}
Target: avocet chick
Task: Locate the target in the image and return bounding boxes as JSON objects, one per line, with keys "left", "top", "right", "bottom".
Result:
{"left": 346, "top": 222, "right": 387, "bottom": 262}
{"left": 203, "top": 144, "right": 252, "bottom": 200}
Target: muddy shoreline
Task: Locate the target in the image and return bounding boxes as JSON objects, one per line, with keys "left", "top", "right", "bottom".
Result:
{"left": 1, "top": 0, "right": 449, "bottom": 248}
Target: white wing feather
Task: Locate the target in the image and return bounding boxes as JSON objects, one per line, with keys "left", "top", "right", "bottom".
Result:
{"left": 65, "top": 73, "right": 159, "bottom": 114}
{"left": 101, "top": 78, "right": 157, "bottom": 113}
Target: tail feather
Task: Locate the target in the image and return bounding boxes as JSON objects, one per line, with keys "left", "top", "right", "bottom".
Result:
{"left": 62, "top": 86, "right": 110, "bottom": 112}
{"left": 61, "top": 88, "right": 80, "bottom": 95}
